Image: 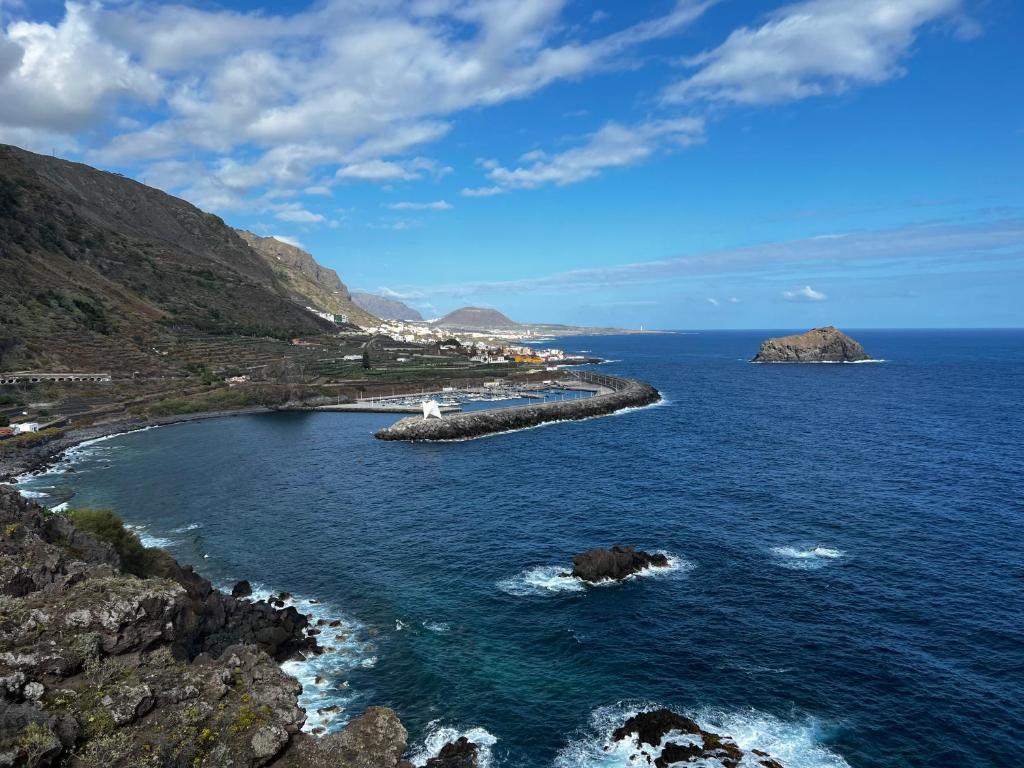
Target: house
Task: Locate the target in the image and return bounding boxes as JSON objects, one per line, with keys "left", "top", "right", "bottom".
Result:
{"left": 12, "top": 422, "right": 40, "bottom": 434}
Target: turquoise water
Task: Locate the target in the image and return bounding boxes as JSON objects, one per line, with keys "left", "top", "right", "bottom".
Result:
{"left": 13, "top": 330, "right": 1024, "bottom": 767}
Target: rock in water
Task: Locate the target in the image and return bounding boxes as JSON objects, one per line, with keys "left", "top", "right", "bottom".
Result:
{"left": 752, "top": 326, "right": 870, "bottom": 363}
{"left": 569, "top": 546, "right": 670, "bottom": 583}
{"left": 612, "top": 708, "right": 782, "bottom": 768}
{"left": 425, "top": 736, "right": 479, "bottom": 767}
{"left": 232, "top": 579, "right": 253, "bottom": 597}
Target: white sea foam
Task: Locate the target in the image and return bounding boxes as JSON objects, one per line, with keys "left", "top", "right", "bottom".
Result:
{"left": 50, "top": 502, "right": 68, "bottom": 512}
{"left": 244, "top": 583, "right": 377, "bottom": 735}
{"left": 422, "top": 620, "right": 451, "bottom": 633}
{"left": 171, "top": 522, "right": 203, "bottom": 533}
{"left": 498, "top": 554, "right": 692, "bottom": 597}
{"left": 770, "top": 546, "right": 845, "bottom": 570}
{"left": 497, "top": 565, "right": 586, "bottom": 597}
{"left": 13, "top": 488, "right": 46, "bottom": 498}
{"left": 125, "top": 525, "right": 175, "bottom": 549}
{"left": 409, "top": 722, "right": 498, "bottom": 768}
{"left": 554, "top": 702, "right": 850, "bottom": 768}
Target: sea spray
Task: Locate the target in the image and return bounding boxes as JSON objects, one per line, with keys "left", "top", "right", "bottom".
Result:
{"left": 553, "top": 702, "right": 850, "bottom": 768}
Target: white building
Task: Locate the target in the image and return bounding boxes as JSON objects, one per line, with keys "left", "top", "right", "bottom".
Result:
{"left": 13, "top": 422, "right": 40, "bottom": 434}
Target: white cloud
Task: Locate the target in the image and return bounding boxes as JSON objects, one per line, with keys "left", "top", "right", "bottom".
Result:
{"left": 337, "top": 160, "right": 417, "bottom": 182}
{"left": 335, "top": 157, "right": 450, "bottom": 183}
{"left": 0, "top": 0, "right": 713, "bottom": 210}
{"left": 728, "top": 296, "right": 741, "bottom": 303}
{"left": 271, "top": 234, "right": 304, "bottom": 248}
{"left": 665, "top": 0, "right": 963, "bottom": 104}
{"left": 387, "top": 200, "right": 453, "bottom": 211}
{"left": 0, "top": 3, "right": 161, "bottom": 132}
{"left": 481, "top": 116, "right": 704, "bottom": 190}
{"left": 273, "top": 204, "right": 325, "bottom": 223}
{"left": 389, "top": 216, "right": 1024, "bottom": 298}
{"left": 707, "top": 297, "right": 720, "bottom": 306}
{"left": 461, "top": 185, "right": 505, "bottom": 197}
{"left": 783, "top": 285, "right": 828, "bottom": 301}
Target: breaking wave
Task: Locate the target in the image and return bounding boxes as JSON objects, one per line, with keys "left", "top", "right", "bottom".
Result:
{"left": 240, "top": 584, "right": 377, "bottom": 735}
{"left": 408, "top": 722, "right": 498, "bottom": 768}
{"left": 770, "top": 546, "right": 846, "bottom": 570}
{"left": 497, "top": 554, "right": 692, "bottom": 597}
{"left": 554, "top": 702, "right": 850, "bottom": 768}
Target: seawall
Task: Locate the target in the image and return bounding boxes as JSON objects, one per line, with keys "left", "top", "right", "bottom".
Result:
{"left": 374, "top": 372, "right": 661, "bottom": 441}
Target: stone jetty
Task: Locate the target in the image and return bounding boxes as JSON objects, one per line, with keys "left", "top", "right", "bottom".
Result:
{"left": 375, "top": 373, "right": 660, "bottom": 441}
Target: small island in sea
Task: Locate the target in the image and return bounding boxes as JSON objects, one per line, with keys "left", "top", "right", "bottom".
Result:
{"left": 752, "top": 326, "right": 871, "bottom": 363}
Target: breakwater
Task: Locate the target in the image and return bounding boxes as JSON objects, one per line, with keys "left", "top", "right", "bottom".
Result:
{"left": 374, "top": 371, "right": 661, "bottom": 441}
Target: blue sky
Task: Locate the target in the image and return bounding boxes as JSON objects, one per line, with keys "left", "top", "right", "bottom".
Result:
{"left": 1, "top": 0, "right": 1021, "bottom": 328}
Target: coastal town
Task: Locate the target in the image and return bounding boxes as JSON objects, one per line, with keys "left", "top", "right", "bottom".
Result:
{"left": 0, "top": 302, "right": 605, "bottom": 443}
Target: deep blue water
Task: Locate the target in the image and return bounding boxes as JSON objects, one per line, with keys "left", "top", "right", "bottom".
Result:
{"left": 13, "top": 330, "right": 1024, "bottom": 768}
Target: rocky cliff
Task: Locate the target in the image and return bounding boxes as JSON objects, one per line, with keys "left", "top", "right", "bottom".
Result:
{"left": 0, "top": 487, "right": 413, "bottom": 767}
{"left": 236, "top": 232, "right": 378, "bottom": 328}
{"left": 376, "top": 376, "right": 660, "bottom": 441}
{"left": 752, "top": 326, "right": 871, "bottom": 363}
{"left": 0, "top": 144, "right": 334, "bottom": 373}
{"left": 350, "top": 293, "right": 423, "bottom": 323}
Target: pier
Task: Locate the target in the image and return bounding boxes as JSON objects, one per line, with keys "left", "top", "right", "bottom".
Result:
{"left": 374, "top": 371, "right": 660, "bottom": 441}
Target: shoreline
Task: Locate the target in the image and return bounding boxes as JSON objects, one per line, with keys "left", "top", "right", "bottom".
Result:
{"left": 0, "top": 406, "right": 277, "bottom": 484}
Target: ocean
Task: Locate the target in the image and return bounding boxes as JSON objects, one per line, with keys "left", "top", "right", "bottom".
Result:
{"left": 12, "top": 330, "right": 1024, "bottom": 767}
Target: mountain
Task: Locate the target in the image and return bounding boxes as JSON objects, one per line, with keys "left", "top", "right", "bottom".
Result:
{"left": 351, "top": 292, "right": 423, "bottom": 322}
{"left": 236, "top": 231, "right": 378, "bottom": 327}
{"left": 0, "top": 143, "right": 337, "bottom": 373}
{"left": 433, "top": 307, "right": 519, "bottom": 330}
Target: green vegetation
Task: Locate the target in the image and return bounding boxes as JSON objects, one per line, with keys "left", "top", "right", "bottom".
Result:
{"left": 18, "top": 722, "right": 59, "bottom": 768}
{"left": 67, "top": 508, "right": 154, "bottom": 577}
{"left": 136, "top": 383, "right": 299, "bottom": 418}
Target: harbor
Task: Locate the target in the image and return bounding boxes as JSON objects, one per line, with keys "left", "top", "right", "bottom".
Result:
{"left": 314, "top": 374, "right": 610, "bottom": 415}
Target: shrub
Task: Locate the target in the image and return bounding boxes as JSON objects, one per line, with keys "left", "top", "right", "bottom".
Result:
{"left": 67, "top": 508, "right": 153, "bottom": 577}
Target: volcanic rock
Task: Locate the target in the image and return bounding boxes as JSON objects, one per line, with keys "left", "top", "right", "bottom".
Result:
{"left": 0, "top": 486, "right": 416, "bottom": 768}
{"left": 569, "top": 546, "right": 670, "bottom": 583}
{"left": 426, "top": 736, "right": 479, "bottom": 767}
{"left": 752, "top": 326, "right": 870, "bottom": 363}
{"left": 612, "top": 708, "right": 783, "bottom": 768}
{"left": 232, "top": 579, "right": 253, "bottom": 598}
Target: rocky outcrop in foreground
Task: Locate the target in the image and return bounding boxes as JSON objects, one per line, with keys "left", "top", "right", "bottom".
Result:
{"left": 0, "top": 487, "right": 418, "bottom": 767}
{"left": 752, "top": 326, "right": 870, "bottom": 363}
{"left": 375, "top": 376, "right": 660, "bottom": 441}
{"left": 565, "top": 546, "right": 669, "bottom": 583}
{"left": 424, "top": 736, "right": 478, "bottom": 767}
{"left": 612, "top": 709, "right": 784, "bottom": 768}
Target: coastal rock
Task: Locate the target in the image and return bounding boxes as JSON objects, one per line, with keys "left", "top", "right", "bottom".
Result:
{"left": 232, "top": 579, "right": 253, "bottom": 598}
{"left": 752, "top": 326, "right": 870, "bottom": 363}
{"left": 612, "top": 708, "right": 780, "bottom": 768}
{"left": 0, "top": 486, "right": 413, "bottom": 768}
{"left": 376, "top": 375, "right": 660, "bottom": 441}
{"left": 278, "top": 706, "right": 412, "bottom": 768}
{"left": 425, "top": 737, "right": 479, "bottom": 767}
{"left": 569, "top": 546, "right": 669, "bottom": 583}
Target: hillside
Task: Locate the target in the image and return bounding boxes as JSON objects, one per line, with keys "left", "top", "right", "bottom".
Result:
{"left": 433, "top": 306, "right": 519, "bottom": 330}
{"left": 237, "top": 231, "right": 378, "bottom": 327}
{"left": 0, "top": 144, "right": 336, "bottom": 373}
{"left": 351, "top": 291, "right": 423, "bottom": 322}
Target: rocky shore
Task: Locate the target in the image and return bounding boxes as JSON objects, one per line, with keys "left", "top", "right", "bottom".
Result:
{"left": 375, "top": 375, "right": 660, "bottom": 441}
{"left": 0, "top": 408, "right": 278, "bottom": 484}
{"left": 0, "top": 486, "right": 470, "bottom": 767}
